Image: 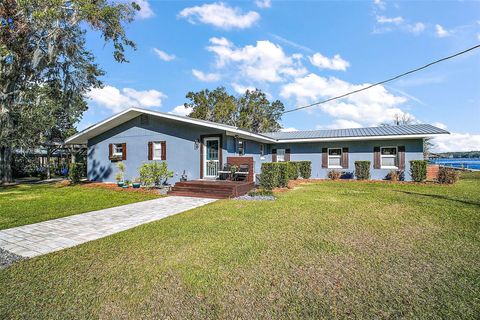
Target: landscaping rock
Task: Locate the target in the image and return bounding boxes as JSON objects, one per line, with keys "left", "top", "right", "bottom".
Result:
{"left": 234, "top": 195, "right": 276, "bottom": 201}
{"left": 0, "top": 248, "right": 25, "bottom": 269}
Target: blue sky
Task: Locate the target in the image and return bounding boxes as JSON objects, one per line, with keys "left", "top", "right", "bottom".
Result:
{"left": 81, "top": 0, "right": 480, "bottom": 152}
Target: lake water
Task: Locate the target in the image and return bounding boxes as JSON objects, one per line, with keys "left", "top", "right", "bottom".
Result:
{"left": 429, "top": 158, "right": 480, "bottom": 170}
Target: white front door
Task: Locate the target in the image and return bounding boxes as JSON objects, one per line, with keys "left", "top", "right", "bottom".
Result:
{"left": 203, "top": 137, "right": 220, "bottom": 178}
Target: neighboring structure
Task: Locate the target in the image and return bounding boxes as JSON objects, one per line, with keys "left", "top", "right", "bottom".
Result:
{"left": 66, "top": 107, "right": 449, "bottom": 183}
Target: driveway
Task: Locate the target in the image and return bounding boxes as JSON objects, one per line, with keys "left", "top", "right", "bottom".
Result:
{"left": 0, "top": 196, "right": 216, "bottom": 261}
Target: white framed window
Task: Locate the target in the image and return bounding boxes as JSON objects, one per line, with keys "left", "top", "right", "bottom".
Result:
{"left": 277, "top": 149, "right": 286, "bottom": 162}
{"left": 260, "top": 144, "right": 265, "bottom": 157}
{"left": 328, "top": 148, "right": 342, "bottom": 168}
{"left": 113, "top": 143, "right": 123, "bottom": 157}
{"left": 153, "top": 142, "right": 162, "bottom": 160}
{"left": 381, "top": 147, "right": 398, "bottom": 168}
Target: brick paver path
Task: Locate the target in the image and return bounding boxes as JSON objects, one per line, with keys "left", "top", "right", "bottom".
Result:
{"left": 0, "top": 196, "right": 216, "bottom": 258}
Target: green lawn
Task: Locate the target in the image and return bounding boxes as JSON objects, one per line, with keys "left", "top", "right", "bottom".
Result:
{"left": 0, "top": 183, "right": 160, "bottom": 230}
{"left": 1, "top": 174, "right": 479, "bottom": 319}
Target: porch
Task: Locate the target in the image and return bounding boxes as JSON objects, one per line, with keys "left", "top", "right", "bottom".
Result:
{"left": 168, "top": 180, "right": 255, "bottom": 199}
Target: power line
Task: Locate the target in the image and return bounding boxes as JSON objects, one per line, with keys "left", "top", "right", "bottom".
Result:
{"left": 282, "top": 44, "right": 480, "bottom": 114}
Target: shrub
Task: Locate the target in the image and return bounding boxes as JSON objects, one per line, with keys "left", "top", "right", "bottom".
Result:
{"left": 138, "top": 161, "right": 173, "bottom": 188}
{"left": 260, "top": 162, "right": 279, "bottom": 190}
{"left": 298, "top": 161, "right": 312, "bottom": 179}
{"left": 68, "top": 163, "right": 84, "bottom": 184}
{"left": 387, "top": 170, "right": 403, "bottom": 182}
{"left": 287, "top": 162, "right": 299, "bottom": 180}
{"left": 437, "top": 167, "right": 460, "bottom": 184}
{"left": 410, "top": 160, "right": 428, "bottom": 182}
{"left": 277, "top": 162, "right": 289, "bottom": 188}
{"left": 327, "top": 169, "right": 342, "bottom": 180}
{"left": 355, "top": 161, "right": 370, "bottom": 180}
{"left": 115, "top": 162, "right": 126, "bottom": 182}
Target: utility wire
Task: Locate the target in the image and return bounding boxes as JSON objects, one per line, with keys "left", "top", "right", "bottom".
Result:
{"left": 282, "top": 44, "right": 480, "bottom": 114}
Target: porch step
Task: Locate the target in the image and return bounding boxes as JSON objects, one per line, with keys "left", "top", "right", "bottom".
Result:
{"left": 168, "top": 180, "right": 255, "bottom": 199}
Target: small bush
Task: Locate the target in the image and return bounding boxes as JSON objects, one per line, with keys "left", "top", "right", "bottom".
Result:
{"left": 68, "top": 163, "right": 84, "bottom": 184}
{"left": 277, "top": 162, "right": 289, "bottom": 188}
{"left": 387, "top": 170, "right": 403, "bottom": 182}
{"left": 327, "top": 169, "right": 342, "bottom": 180}
{"left": 260, "top": 162, "right": 279, "bottom": 190}
{"left": 437, "top": 167, "right": 460, "bottom": 184}
{"left": 138, "top": 161, "right": 173, "bottom": 188}
{"left": 355, "top": 161, "right": 371, "bottom": 180}
{"left": 287, "top": 162, "right": 299, "bottom": 180}
{"left": 298, "top": 161, "right": 312, "bottom": 179}
{"left": 410, "top": 160, "right": 428, "bottom": 182}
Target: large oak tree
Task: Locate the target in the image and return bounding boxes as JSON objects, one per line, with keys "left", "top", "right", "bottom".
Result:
{"left": 0, "top": 0, "right": 138, "bottom": 183}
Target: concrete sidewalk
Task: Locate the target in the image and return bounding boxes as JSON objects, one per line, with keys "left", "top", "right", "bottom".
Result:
{"left": 0, "top": 196, "right": 216, "bottom": 259}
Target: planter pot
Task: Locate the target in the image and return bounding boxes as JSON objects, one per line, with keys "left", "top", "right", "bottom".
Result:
{"left": 117, "top": 182, "right": 124, "bottom": 187}
{"left": 132, "top": 183, "right": 141, "bottom": 189}
{"left": 122, "top": 185, "right": 129, "bottom": 189}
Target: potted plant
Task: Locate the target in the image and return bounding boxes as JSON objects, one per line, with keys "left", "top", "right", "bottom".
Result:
{"left": 123, "top": 179, "right": 131, "bottom": 188}
{"left": 132, "top": 177, "right": 141, "bottom": 188}
{"left": 115, "top": 162, "right": 126, "bottom": 186}
{"left": 229, "top": 165, "right": 238, "bottom": 181}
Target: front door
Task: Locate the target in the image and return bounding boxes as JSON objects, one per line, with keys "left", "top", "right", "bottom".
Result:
{"left": 203, "top": 137, "right": 220, "bottom": 178}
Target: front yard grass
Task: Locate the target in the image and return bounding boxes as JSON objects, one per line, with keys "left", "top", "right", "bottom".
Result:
{"left": 1, "top": 173, "right": 479, "bottom": 319}
{"left": 0, "top": 183, "right": 160, "bottom": 230}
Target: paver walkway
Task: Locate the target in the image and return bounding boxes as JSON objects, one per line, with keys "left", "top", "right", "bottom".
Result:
{"left": 0, "top": 196, "right": 216, "bottom": 258}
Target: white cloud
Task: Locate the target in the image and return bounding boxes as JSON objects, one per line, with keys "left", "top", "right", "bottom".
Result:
{"left": 206, "top": 37, "right": 306, "bottom": 83}
{"left": 376, "top": 15, "right": 404, "bottom": 25}
{"left": 309, "top": 53, "right": 350, "bottom": 71}
{"left": 432, "top": 133, "right": 480, "bottom": 152}
{"left": 373, "top": 0, "right": 386, "bottom": 10}
{"left": 281, "top": 127, "right": 298, "bottom": 132}
{"left": 135, "top": 0, "right": 154, "bottom": 19}
{"left": 153, "top": 48, "right": 176, "bottom": 61}
{"left": 255, "top": 0, "right": 271, "bottom": 8}
{"left": 270, "top": 34, "right": 313, "bottom": 53}
{"left": 435, "top": 24, "right": 451, "bottom": 37}
{"left": 432, "top": 122, "right": 448, "bottom": 130}
{"left": 87, "top": 85, "right": 166, "bottom": 112}
{"left": 192, "top": 69, "right": 221, "bottom": 82}
{"left": 280, "top": 73, "right": 410, "bottom": 126}
{"left": 407, "top": 22, "right": 426, "bottom": 35}
{"left": 178, "top": 2, "right": 260, "bottom": 29}
{"left": 231, "top": 83, "right": 256, "bottom": 94}
{"left": 169, "top": 105, "right": 193, "bottom": 117}
{"left": 326, "top": 119, "right": 363, "bottom": 129}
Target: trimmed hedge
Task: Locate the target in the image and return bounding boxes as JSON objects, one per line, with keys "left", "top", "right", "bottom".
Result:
{"left": 298, "top": 161, "right": 312, "bottom": 179}
{"left": 355, "top": 161, "right": 370, "bottom": 180}
{"left": 260, "top": 161, "right": 312, "bottom": 190}
{"left": 437, "top": 167, "right": 459, "bottom": 184}
{"left": 410, "top": 160, "right": 428, "bottom": 182}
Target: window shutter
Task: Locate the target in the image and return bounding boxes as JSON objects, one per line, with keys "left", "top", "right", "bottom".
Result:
{"left": 109, "top": 143, "right": 113, "bottom": 160}
{"left": 272, "top": 148, "right": 277, "bottom": 162}
{"left": 285, "top": 149, "right": 291, "bottom": 162}
{"left": 322, "top": 148, "right": 328, "bottom": 168}
{"left": 342, "top": 147, "right": 349, "bottom": 169}
{"left": 148, "top": 142, "right": 153, "bottom": 161}
{"left": 122, "top": 143, "right": 127, "bottom": 160}
{"left": 373, "top": 146, "right": 380, "bottom": 169}
{"left": 398, "top": 146, "right": 406, "bottom": 170}
{"left": 161, "top": 141, "right": 166, "bottom": 160}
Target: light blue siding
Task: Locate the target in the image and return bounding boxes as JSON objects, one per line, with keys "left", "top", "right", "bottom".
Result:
{"left": 86, "top": 115, "right": 424, "bottom": 183}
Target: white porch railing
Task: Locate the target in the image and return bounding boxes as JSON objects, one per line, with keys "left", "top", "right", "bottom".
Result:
{"left": 206, "top": 161, "right": 220, "bottom": 177}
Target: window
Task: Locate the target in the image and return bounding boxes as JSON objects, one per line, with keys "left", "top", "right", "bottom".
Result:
{"left": 260, "top": 144, "right": 265, "bottom": 157}
{"left": 153, "top": 142, "right": 162, "bottom": 160}
{"left": 328, "top": 148, "right": 342, "bottom": 168}
{"left": 237, "top": 139, "right": 245, "bottom": 156}
{"left": 277, "top": 149, "right": 286, "bottom": 162}
{"left": 381, "top": 147, "right": 398, "bottom": 168}
{"left": 113, "top": 143, "right": 123, "bottom": 157}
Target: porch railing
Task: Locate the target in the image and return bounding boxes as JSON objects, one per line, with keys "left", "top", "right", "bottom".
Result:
{"left": 206, "top": 161, "right": 220, "bottom": 177}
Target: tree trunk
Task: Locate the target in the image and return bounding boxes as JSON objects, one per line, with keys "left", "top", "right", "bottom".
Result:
{"left": 0, "top": 146, "right": 14, "bottom": 184}
{"left": 46, "top": 148, "right": 51, "bottom": 179}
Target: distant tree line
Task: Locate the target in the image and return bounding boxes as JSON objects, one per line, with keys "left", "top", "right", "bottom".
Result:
{"left": 433, "top": 151, "right": 480, "bottom": 159}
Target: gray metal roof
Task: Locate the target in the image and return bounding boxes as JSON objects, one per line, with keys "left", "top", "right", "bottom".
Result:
{"left": 262, "top": 124, "right": 449, "bottom": 140}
